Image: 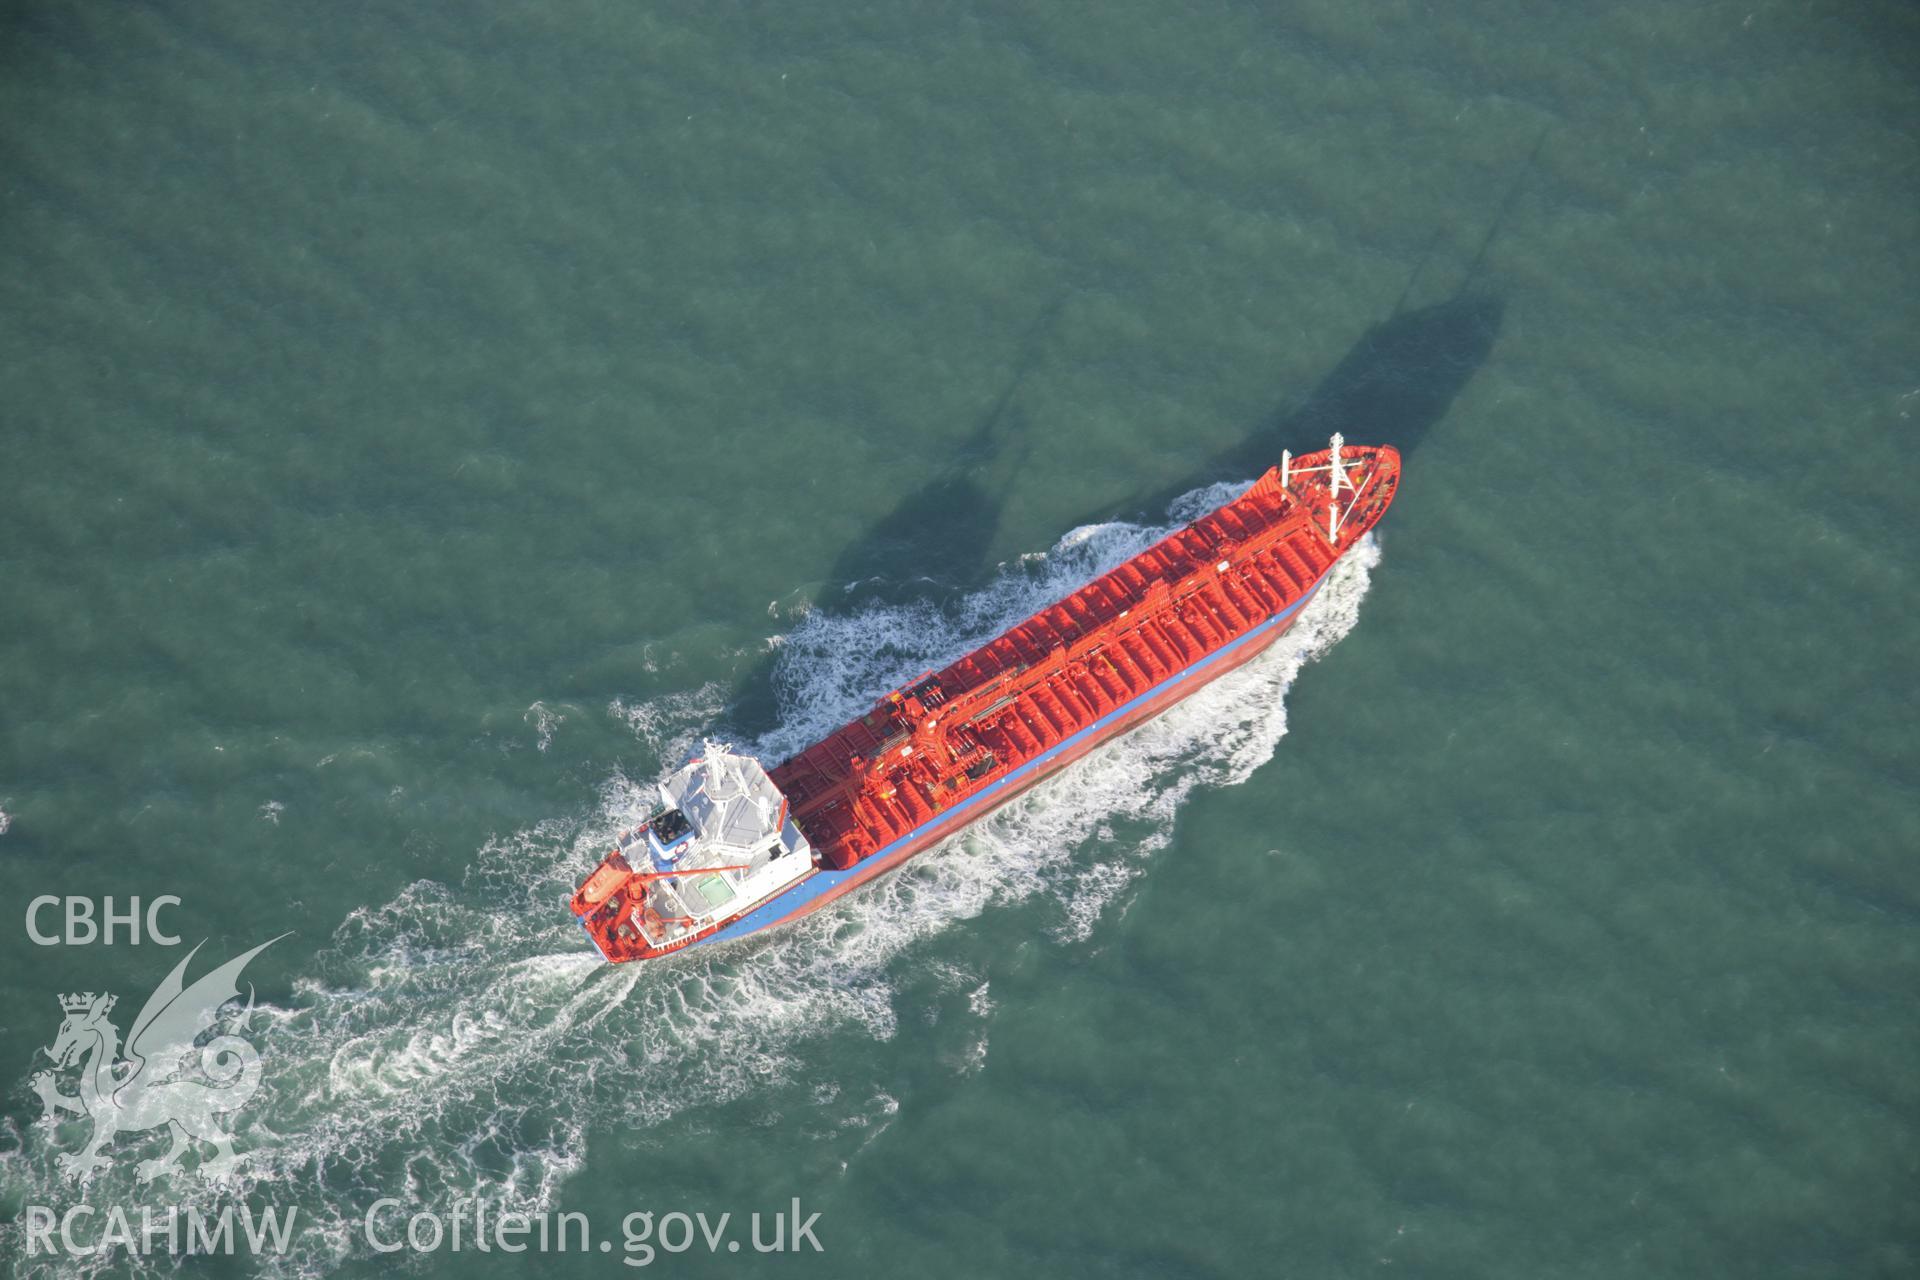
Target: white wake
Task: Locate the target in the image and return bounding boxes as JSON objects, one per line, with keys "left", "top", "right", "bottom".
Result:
{"left": 0, "top": 484, "right": 1381, "bottom": 1277}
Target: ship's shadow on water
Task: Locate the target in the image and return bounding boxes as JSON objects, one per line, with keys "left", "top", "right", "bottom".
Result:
{"left": 1083, "top": 288, "right": 1504, "bottom": 529}
{"left": 724, "top": 286, "right": 1503, "bottom": 741}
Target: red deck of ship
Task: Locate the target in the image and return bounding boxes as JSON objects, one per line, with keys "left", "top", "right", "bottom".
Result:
{"left": 772, "top": 445, "right": 1400, "bottom": 869}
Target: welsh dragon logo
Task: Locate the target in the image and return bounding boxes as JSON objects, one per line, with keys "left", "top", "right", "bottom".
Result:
{"left": 31, "top": 937, "right": 283, "bottom": 1184}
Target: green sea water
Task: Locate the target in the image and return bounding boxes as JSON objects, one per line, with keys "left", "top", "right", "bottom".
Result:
{"left": 2, "top": 2, "right": 1917, "bottom": 1276}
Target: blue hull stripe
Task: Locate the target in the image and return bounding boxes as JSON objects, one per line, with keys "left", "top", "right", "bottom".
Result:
{"left": 694, "top": 575, "right": 1322, "bottom": 948}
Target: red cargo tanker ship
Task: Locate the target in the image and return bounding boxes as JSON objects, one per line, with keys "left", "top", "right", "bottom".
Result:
{"left": 573, "top": 435, "right": 1400, "bottom": 962}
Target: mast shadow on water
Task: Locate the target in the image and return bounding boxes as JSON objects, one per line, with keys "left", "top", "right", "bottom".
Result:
{"left": 723, "top": 296, "right": 1061, "bottom": 739}
{"left": 1065, "top": 129, "right": 1536, "bottom": 528}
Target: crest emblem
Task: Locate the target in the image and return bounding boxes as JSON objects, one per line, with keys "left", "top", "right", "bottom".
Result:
{"left": 31, "top": 937, "right": 283, "bottom": 1183}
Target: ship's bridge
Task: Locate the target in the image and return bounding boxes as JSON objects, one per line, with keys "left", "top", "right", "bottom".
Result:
{"left": 590, "top": 742, "right": 814, "bottom": 947}
{"left": 663, "top": 747, "right": 791, "bottom": 855}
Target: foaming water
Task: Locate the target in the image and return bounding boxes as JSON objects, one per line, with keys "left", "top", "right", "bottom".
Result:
{"left": 0, "top": 483, "right": 1379, "bottom": 1277}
